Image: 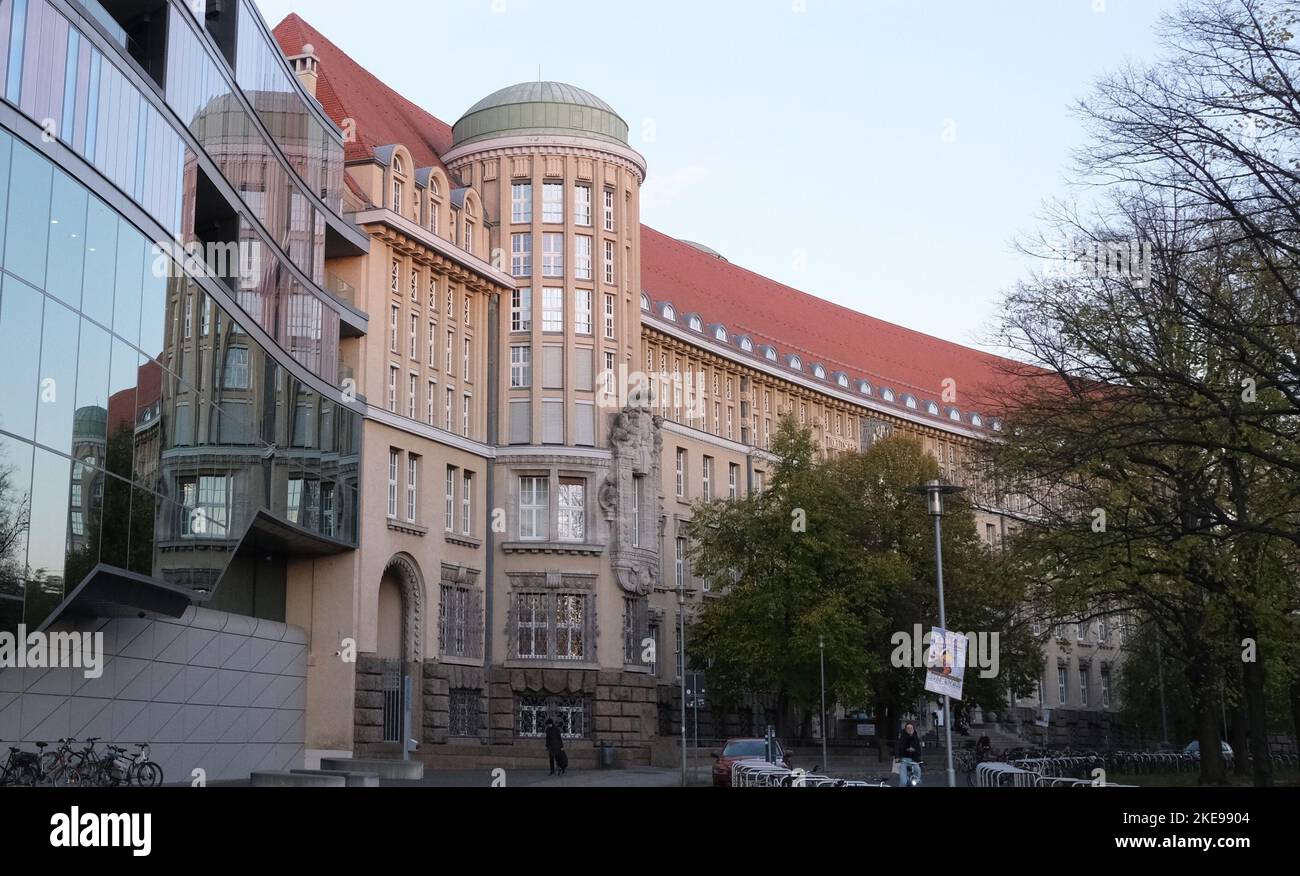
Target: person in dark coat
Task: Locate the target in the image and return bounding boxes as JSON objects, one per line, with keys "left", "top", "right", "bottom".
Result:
{"left": 545, "top": 719, "right": 565, "bottom": 775}
{"left": 895, "top": 721, "right": 924, "bottom": 786}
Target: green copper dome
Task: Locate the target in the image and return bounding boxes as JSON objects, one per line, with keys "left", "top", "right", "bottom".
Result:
{"left": 452, "top": 82, "right": 629, "bottom": 147}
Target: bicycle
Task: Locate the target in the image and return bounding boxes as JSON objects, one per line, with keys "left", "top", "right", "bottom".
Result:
{"left": 37, "top": 739, "right": 84, "bottom": 787}
{"left": 127, "top": 743, "right": 163, "bottom": 787}
{"left": 0, "top": 746, "right": 39, "bottom": 787}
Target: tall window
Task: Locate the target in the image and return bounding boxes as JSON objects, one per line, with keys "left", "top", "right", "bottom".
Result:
{"left": 675, "top": 537, "right": 686, "bottom": 588}
{"left": 427, "top": 380, "right": 436, "bottom": 426}
{"left": 516, "top": 594, "right": 549, "bottom": 659}
{"left": 1101, "top": 669, "right": 1111, "bottom": 708}
{"left": 408, "top": 313, "right": 418, "bottom": 359}
{"left": 389, "top": 304, "right": 399, "bottom": 352}
{"left": 222, "top": 347, "right": 250, "bottom": 389}
{"left": 409, "top": 269, "right": 418, "bottom": 303}
{"left": 520, "top": 476, "right": 549, "bottom": 540}
{"left": 391, "top": 156, "right": 404, "bottom": 212}
{"left": 462, "top": 394, "right": 471, "bottom": 437}
{"left": 511, "top": 288, "right": 532, "bottom": 331}
{"left": 461, "top": 472, "right": 473, "bottom": 534}
{"left": 445, "top": 466, "right": 456, "bottom": 532}
{"left": 555, "top": 594, "right": 586, "bottom": 659}
{"left": 702, "top": 456, "right": 713, "bottom": 501}
{"left": 604, "top": 351, "right": 616, "bottom": 396}
{"left": 387, "top": 365, "right": 398, "bottom": 413}
{"left": 511, "top": 233, "right": 532, "bottom": 277}
{"left": 511, "top": 182, "right": 532, "bottom": 223}
{"left": 574, "top": 184, "right": 591, "bottom": 226}
{"left": 543, "top": 288, "right": 564, "bottom": 332}
{"left": 445, "top": 387, "right": 454, "bottom": 431}
{"left": 604, "top": 240, "right": 615, "bottom": 285}
{"left": 543, "top": 182, "right": 564, "bottom": 223}
{"left": 729, "top": 463, "right": 738, "bottom": 499}
{"left": 542, "top": 233, "right": 564, "bottom": 277}
{"left": 558, "top": 479, "right": 585, "bottom": 542}
{"left": 511, "top": 345, "right": 532, "bottom": 388}
{"left": 574, "top": 289, "right": 592, "bottom": 335}
{"left": 407, "top": 372, "right": 417, "bottom": 418}
{"left": 463, "top": 337, "right": 472, "bottom": 380}
{"left": 675, "top": 449, "right": 686, "bottom": 498}
{"left": 603, "top": 188, "right": 615, "bottom": 231}
{"left": 387, "top": 450, "right": 399, "bottom": 518}
{"left": 632, "top": 476, "right": 642, "bottom": 548}
{"left": 1079, "top": 668, "right": 1090, "bottom": 707}
{"left": 406, "top": 455, "right": 419, "bottom": 521}
{"left": 575, "top": 235, "right": 592, "bottom": 280}
{"left": 428, "top": 320, "right": 437, "bottom": 367}
{"left": 1057, "top": 667, "right": 1068, "bottom": 705}
{"left": 390, "top": 259, "right": 400, "bottom": 294}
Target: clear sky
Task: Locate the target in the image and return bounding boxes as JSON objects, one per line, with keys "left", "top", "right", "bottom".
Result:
{"left": 254, "top": 0, "right": 1179, "bottom": 353}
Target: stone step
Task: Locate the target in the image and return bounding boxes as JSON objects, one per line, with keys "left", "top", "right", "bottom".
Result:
{"left": 320, "top": 757, "right": 424, "bottom": 781}
{"left": 291, "top": 768, "right": 379, "bottom": 787}
{"left": 251, "top": 770, "right": 346, "bottom": 788}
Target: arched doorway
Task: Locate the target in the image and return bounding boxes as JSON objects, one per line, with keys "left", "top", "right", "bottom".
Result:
{"left": 373, "top": 554, "right": 424, "bottom": 748}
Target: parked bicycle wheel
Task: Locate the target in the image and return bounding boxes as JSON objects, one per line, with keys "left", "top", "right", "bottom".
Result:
{"left": 131, "top": 761, "right": 163, "bottom": 788}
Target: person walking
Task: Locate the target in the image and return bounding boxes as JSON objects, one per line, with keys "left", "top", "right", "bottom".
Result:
{"left": 545, "top": 719, "right": 565, "bottom": 775}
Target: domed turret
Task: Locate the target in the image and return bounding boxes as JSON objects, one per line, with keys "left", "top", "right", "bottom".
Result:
{"left": 452, "top": 81, "right": 629, "bottom": 147}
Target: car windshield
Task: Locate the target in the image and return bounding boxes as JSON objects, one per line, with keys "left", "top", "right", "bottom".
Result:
{"left": 723, "top": 741, "right": 771, "bottom": 758}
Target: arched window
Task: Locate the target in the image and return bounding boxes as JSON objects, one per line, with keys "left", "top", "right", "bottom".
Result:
{"left": 882, "top": 388, "right": 895, "bottom": 402}
{"left": 688, "top": 315, "right": 702, "bottom": 331}
{"left": 714, "top": 326, "right": 727, "bottom": 342}
{"left": 764, "top": 346, "right": 778, "bottom": 362}
{"left": 836, "top": 373, "right": 849, "bottom": 388}
{"left": 927, "top": 401, "right": 940, "bottom": 415}
{"left": 904, "top": 395, "right": 918, "bottom": 409}
{"left": 948, "top": 408, "right": 961, "bottom": 422}
{"left": 662, "top": 304, "right": 676, "bottom": 321}
{"left": 640, "top": 293, "right": 650, "bottom": 311}
{"left": 789, "top": 356, "right": 802, "bottom": 371}
{"left": 858, "top": 380, "right": 872, "bottom": 396}
{"left": 970, "top": 414, "right": 983, "bottom": 427}
{"left": 428, "top": 176, "right": 442, "bottom": 235}
{"left": 391, "top": 155, "right": 405, "bottom": 213}
{"left": 813, "top": 364, "right": 826, "bottom": 379}
{"left": 991, "top": 419, "right": 1003, "bottom": 432}
{"left": 739, "top": 337, "right": 753, "bottom": 352}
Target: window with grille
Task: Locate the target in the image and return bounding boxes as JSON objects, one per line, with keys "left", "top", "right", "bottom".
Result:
{"left": 439, "top": 584, "right": 482, "bottom": 659}
{"left": 513, "top": 590, "right": 591, "bottom": 661}
{"left": 516, "top": 694, "right": 591, "bottom": 739}
{"left": 623, "top": 596, "right": 648, "bottom": 667}
{"left": 448, "top": 689, "right": 483, "bottom": 737}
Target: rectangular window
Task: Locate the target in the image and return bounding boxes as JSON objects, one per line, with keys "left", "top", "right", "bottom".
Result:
{"left": 408, "top": 313, "right": 418, "bottom": 359}
{"left": 726, "top": 406, "right": 734, "bottom": 440}
{"left": 603, "top": 294, "right": 615, "bottom": 339}
{"left": 410, "top": 269, "right": 418, "bottom": 303}
{"left": 429, "top": 276, "right": 438, "bottom": 313}
{"left": 387, "top": 365, "right": 398, "bottom": 413}
{"left": 543, "top": 182, "right": 564, "bottom": 223}
{"left": 389, "top": 303, "right": 399, "bottom": 352}
{"left": 463, "top": 337, "right": 472, "bottom": 381}
{"left": 222, "top": 347, "right": 250, "bottom": 390}
{"left": 702, "top": 456, "right": 713, "bottom": 501}
{"left": 1079, "top": 668, "right": 1090, "bottom": 707}
{"left": 512, "top": 182, "right": 532, "bottom": 223}
{"left": 462, "top": 472, "right": 473, "bottom": 535}
{"left": 575, "top": 235, "right": 592, "bottom": 280}
{"left": 1058, "top": 667, "right": 1068, "bottom": 705}
{"left": 543, "top": 287, "right": 564, "bottom": 332}
{"left": 558, "top": 478, "right": 586, "bottom": 542}
{"left": 543, "top": 399, "right": 564, "bottom": 444}
{"left": 509, "top": 399, "right": 531, "bottom": 444}
{"left": 445, "top": 466, "right": 456, "bottom": 532}
{"left": 542, "top": 233, "right": 564, "bottom": 277}
{"left": 520, "top": 476, "right": 550, "bottom": 540}
{"left": 388, "top": 449, "right": 400, "bottom": 518}
{"left": 180, "top": 476, "right": 229, "bottom": 537}
{"left": 511, "top": 345, "right": 532, "bottom": 388}
{"left": 427, "top": 380, "right": 436, "bottom": 426}
{"left": 574, "top": 289, "right": 592, "bottom": 335}
{"left": 427, "top": 320, "right": 437, "bottom": 367}
{"left": 604, "top": 240, "right": 615, "bottom": 285}
{"left": 632, "top": 476, "right": 642, "bottom": 548}
{"left": 440, "top": 588, "right": 475, "bottom": 661}
{"left": 1101, "top": 670, "right": 1111, "bottom": 709}
{"left": 604, "top": 188, "right": 615, "bottom": 231}
{"left": 729, "top": 463, "right": 738, "bottom": 499}
{"left": 445, "top": 387, "right": 454, "bottom": 431}
{"left": 407, "top": 372, "right": 417, "bottom": 418}
{"left": 463, "top": 394, "right": 471, "bottom": 437}
{"left": 391, "top": 260, "right": 400, "bottom": 294}
{"left": 406, "top": 455, "right": 419, "bottom": 522}
{"left": 574, "top": 184, "right": 591, "bottom": 226}
{"left": 675, "top": 537, "right": 686, "bottom": 589}
{"left": 554, "top": 594, "right": 586, "bottom": 660}
{"left": 675, "top": 448, "right": 686, "bottom": 498}
{"left": 515, "top": 594, "right": 549, "bottom": 659}
{"left": 446, "top": 330, "right": 454, "bottom": 373}
{"left": 511, "top": 288, "right": 532, "bottom": 331}
{"left": 511, "top": 233, "right": 532, "bottom": 277}
{"left": 604, "top": 351, "right": 616, "bottom": 396}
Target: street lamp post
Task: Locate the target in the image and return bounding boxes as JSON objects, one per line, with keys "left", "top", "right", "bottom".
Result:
{"left": 918, "top": 479, "right": 963, "bottom": 788}
{"left": 679, "top": 576, "right": 687, "bottom": 788}
{"left": 819, "top": 636, "right": 828, "bottom": 773}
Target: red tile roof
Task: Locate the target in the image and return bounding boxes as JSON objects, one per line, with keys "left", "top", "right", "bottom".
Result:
{"left": 273, "top": 14, "right": 1029, "bottom": 423}
{"left": 639, "top": 227, "right": 1026, "bottom": 415}
{"left": 272, "top": 14, "right": 454, "bottom": 174}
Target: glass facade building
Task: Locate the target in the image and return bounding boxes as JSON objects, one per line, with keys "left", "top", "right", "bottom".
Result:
{"left": 0, "top": 0, "right": 364, "bottom": 634}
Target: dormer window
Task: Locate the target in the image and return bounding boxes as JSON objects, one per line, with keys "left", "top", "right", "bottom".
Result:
{"left": 662, "top": 304, "right": 676, "bottom": 321}
{"left": 739, "top": 337, "right": 753, "bottom": 352}
{"left": 858, "top": 380, "right": 872, "bottom": 395}
{"left": 971, "top": 414, "right": 983, "bottom": 427}
{"left": 927, "top": 401, "right": 940, "bottom": 415}
{"left": 789, "top": 356, "right": 802, "bottom": 371}
{"left": 813, "top": 364, "right": 826, "bottom": 379}
{"left": 836, "top": 373, "right": 849, "bottom": 388}
{"left": 904, "top": 395, "right": 918, "bottom": 409}
{"left": 882, "top": 388, "right": 895, "bottom": 402}
{"left": 428, "top": 177, "right": 441, "bottom": 235}
{"left": 991, "top": 419, "right": 1003, "bottom": 432}
{"left": 764, "top": 346, "right": 777, "bottom": 362}
{"left": 948, "top": 408, "right": 961, "bottom": 421}
{"left": 689, "top": 315, "right": 702, "bottom": 331}
{"left": 391, "top": 155, "right": 405, "bottom": 213}
{"left": 714, "top": 326, "right": 727, "bottom": 342}
{"left": 640, "top": 293, "right": 650, "bottom": 311}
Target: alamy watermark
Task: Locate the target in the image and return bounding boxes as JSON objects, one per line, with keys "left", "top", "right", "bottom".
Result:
{"left": 596, "top": 364, "right": 707, "bottom": 419}
{"left": 890, "top": 624, "right": 1000, "bottom": 679}
{"left": 0, "top": 625, "right": 104, "bottom": 679}
{"left": 1044, "top": 237, "right": 1153, "bottom": 289}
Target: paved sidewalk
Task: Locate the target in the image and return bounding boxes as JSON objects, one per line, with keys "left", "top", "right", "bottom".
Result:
{"left": 378, "top": 766, "right": 686, "bottom": 788}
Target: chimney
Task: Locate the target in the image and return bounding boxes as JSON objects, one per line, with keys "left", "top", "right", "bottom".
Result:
{"left": 287, "top": 43, "right": 319, "bottom": 98}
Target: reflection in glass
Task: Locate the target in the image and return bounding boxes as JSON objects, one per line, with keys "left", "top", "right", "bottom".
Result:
{"left": 4, "top": 140, "right": 52, "bottom": 287}
{"left": 112, "top": 218, "right": 145, "bottom": 345}
{"left": 81, "top": 196, "right": 119, "bottom": 328}
{"left": 0, "top": 433, "right": 33, "bottom": 632}
{"left": 46, "top": 170, "right": 88, "bottom": 309}
{"left": 35, "top": 295, "right": 80, "bottom": 453}
{"left": 0, "top": 276, "right": 43, "bottom": 440}
{"left": 24, "top": 448, "right": 71, "bottom": 627}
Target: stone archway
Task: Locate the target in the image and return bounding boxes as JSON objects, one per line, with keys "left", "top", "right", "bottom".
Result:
{"left": 380, "top": 553, "right": 425, "bottom": 665}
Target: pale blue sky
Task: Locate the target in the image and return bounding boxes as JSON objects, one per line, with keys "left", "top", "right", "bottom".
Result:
{"left": 255, "top": 0, "right": 1179, "bottom": 353}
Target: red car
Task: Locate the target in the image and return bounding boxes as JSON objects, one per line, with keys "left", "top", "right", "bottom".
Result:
{"left": 711, "top": 738, "right": 791, "bottom": 787}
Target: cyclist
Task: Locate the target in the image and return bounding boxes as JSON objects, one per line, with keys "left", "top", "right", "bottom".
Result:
{"left": 895, "top": 721, "right": 924, "bottom": 786}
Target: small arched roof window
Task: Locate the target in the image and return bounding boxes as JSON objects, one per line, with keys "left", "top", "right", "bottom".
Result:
{"left": 836, "top": 373, "right": 849, "bottom": 388}
{"left": 858, "top": 380, "right": 872, "bottom": 395}
{"left": 813, "top": 364, "right": 826, "bottom": 379}
{"left": 948, "top": 408, "right": 961, "bottom": 422}
{"left": 970, "top": 414, "right": 983, "bottom": 427}
{"left": 926, "top": 401, "right": 940, "bottom": 415}
{"left": 904, "top": 395, "right": 918, "bottom": 409}
{"left": 739, "top": 337, "right": 753, "bottom": 352}
{"left": 640, "top": 293, "right": 650, "bottom": 311}
{"left": 764, "top": 346, "right": 778, "bottom": 361}
{"left": 788, "top": 355, "right": 802, "bottom": 371}
{"left": 688, "top": 315, "right": 702, "bottom": 331}
{"left": 661, "top": 304, "right": 676, "bottom": 321}
{"left": 393, "top": 154, "right": 404, "bottom": 175}
{"left": 882, "top": 388, "right": 895, "bottom": 402}
{"left": 714, "top": 326, "right": 727, "bottom": 342}
{"left": 991, "top": 419, "right": 1003, "bottom": 432}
